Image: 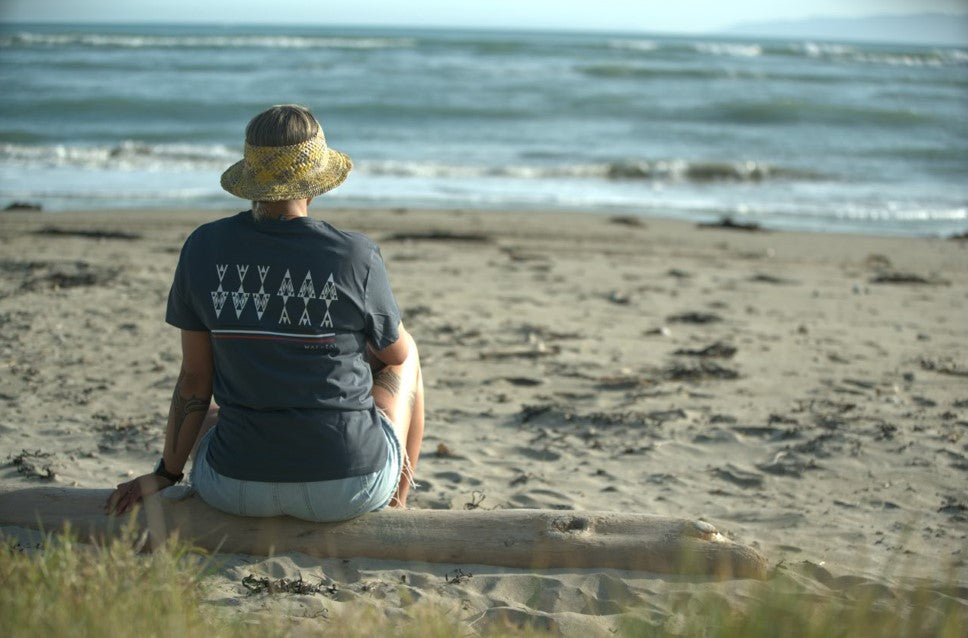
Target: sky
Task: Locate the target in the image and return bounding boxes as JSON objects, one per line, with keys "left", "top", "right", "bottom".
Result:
{"left": 0, "top": 0, "right": 966, "bottom": 34}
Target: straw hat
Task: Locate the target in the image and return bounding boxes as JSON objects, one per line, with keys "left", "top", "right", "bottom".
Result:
{"left": 220, "top": 127, "right": 352, "bottom": 201}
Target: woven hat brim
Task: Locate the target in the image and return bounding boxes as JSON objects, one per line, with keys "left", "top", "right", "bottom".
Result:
{"left": 220, "top": 148, "right": 352, "bottom": 201}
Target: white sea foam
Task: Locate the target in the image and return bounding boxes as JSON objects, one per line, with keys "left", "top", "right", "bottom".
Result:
{"left": 0, "top": 142, "right": 238, "bottom": 171}
{"left": 607, "top": 39, "right": 659, "bottom": 52}
{"left": 358, "top": 159, "right": 811, "bottom": 183}
{"left": 798, "top": 41, "right": 967, "bottom": 67}
{"left": 0, "top": 32, "right": 416, "bottom": 50}
{"left": 693, "top": 42, "right": 763, "bottom": 58}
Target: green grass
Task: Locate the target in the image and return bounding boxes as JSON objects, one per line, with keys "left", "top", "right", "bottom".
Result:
{"left": 1, "top": 527, "right": 964, "bottom": 638}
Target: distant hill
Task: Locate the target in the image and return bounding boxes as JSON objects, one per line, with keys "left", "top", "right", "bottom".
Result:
{"left": 722, "top": 12, "right": 968, "bottom": 46}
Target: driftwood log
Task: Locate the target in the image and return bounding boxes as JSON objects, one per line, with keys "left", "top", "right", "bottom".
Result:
{"left": 0, "top": 485, "right": 768, "bottom": 579}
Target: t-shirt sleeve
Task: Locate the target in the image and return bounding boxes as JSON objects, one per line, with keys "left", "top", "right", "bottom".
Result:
{"left": 165, "top": 232, "right": 207, "bottom": 331}
{"left": 363, "top": 246, "right": 401, "bottom": 351}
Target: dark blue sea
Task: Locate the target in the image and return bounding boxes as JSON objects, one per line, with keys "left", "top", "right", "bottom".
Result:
{"left": 1, "top": 23, "right": 966, "bottom": 236}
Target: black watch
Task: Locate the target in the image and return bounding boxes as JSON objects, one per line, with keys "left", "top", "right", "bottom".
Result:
{"left": 154, "top": 458, "right": 184, "bottom": 484}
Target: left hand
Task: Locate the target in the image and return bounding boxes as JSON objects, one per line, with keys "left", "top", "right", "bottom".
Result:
{"left": 103, "top": 473, "right": 173, "bottom": 516}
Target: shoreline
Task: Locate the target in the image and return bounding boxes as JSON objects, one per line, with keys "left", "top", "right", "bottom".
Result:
{"left": 2, "top": 205, "right": 966, "bottom": 630}
{"left": 5, "top": 203, "right": 967, "bottom": 241}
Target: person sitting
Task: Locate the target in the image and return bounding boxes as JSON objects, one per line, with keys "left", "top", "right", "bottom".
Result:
{"left": 105, "top": 104, "right": 424, "bottom": 521}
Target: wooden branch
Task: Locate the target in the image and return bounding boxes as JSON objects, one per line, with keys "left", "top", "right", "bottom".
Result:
{"left": 0, "top": 485, "right": 768, "bottom": 579}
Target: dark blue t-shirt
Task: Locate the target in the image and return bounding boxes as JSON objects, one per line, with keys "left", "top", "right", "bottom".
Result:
{"left": 165, "top": 211, "right": 400, "bottom": 481}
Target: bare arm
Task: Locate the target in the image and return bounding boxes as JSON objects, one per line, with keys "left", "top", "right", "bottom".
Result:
{"left": 162, "top": 330, "right": 214, "bottom": 473}
{"left": 368, "top": 322, "right": 410, "bottom": 367}
{"left": 105, "top": 330, "right": 213, "bottom": 515}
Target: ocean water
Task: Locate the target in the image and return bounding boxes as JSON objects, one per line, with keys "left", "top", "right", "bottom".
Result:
{"left": 1, "top": 23, "right": 966, "bottom": 236}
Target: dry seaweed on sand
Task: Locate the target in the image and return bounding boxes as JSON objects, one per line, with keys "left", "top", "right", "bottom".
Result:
{"left": 697, "top": 216, "right": 765, "bottom": 232}
{"left": 241, "top": 574, "right": 336, "bottom": 596}
{"left": 9, "top": 449, "right": 57, "bottom": 481}
{"left": 2, "top": 201, "right": 42, "bottom": 211}
{"left": 869, "top": 271, "right": 950, "bottom": 285}
{"left": 666, "top": 311, "right": 723, "bottom": 324}
{"left": 920, "top": 357, "right": 968, "bottom": 378}
{"left": 33, "top": 226, "right": 143, "bottom": 240}
{"left": 673, "top": 341, "right": 737, "bottom": 358}
{"left": 663, "top": 360, "right": 740, "bottom": 381}
{"left": 608, "top": 215, "right": 646, "bottom": 227}
{"left": 383, "top": 230, "right": 492, "bottom": 243}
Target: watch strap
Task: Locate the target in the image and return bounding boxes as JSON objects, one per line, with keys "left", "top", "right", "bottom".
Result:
{"left": 154, "top": 457, "right": 184, "bottom": 484}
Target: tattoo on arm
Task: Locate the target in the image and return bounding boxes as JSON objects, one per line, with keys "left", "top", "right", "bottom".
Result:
{"left": 373, "top": 368, "right": 402, "bottom": 396}
{"left": 167, "top": 374, "right": 209, "bottom": 455}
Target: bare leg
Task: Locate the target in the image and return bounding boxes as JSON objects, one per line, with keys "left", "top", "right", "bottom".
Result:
{"left": 370, "top": 333, "right": 425, "bottom": 508}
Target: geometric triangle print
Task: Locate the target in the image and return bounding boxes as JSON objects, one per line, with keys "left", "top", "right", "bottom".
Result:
{"left": 211, "top": 289, "right": 229, "bottom": 317}
{"left": 319, "top": 273, "right": 338, "bottom": 306}
{"left": 297, "top": 271, "right": 315, "bottom": 302}
{"left": 277, "top": 269, "right": 295, "bottom": 301}
{"left": 232, "top": 291, "right": 250, "bottom": 319}
{"left": 298, "top": 307, "right": 312, "bottom": 326}
{"left": 253, "top": 292, "right": 270, "bottom": 319}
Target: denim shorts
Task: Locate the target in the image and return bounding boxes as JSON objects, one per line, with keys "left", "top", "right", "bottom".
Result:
{"left": 190, "top": 413, "right": 402, "bottom": 523}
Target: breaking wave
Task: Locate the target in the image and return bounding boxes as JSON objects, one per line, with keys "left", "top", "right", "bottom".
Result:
{"left": 361, "top": 158, "right": 819, "bottom": 183}
{"left": 0, "top": 141, "right": 238, "bottom": 171}
{"left": 0, "top": 32, "right": 416, "bottom": 50}
{"left": 0, "top": 143, "right": 818, "bottom": 183}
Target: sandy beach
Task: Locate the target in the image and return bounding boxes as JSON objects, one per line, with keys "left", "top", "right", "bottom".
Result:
{"left": 2, "top": 206, "right": 966, "bottom": 634}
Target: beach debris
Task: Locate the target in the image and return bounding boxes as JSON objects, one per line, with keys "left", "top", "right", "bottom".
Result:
{"left": 749, "top": 273, "right": 795, "bottom": 285}
{"left": 869, "top": 271, "right": 950, "bottom": 285}
{"left": 501, "top": 376, "right": 544, "bottom": 387}
{"left": 384, "top": 230, "right": 492, "bottom": 243}
{"left": 674, "top": 341, "right": 737, "bottom": 358}
{"left": 16, "top": 260, "right": 119, "bottom": 292}
{"left": 711, "top": 464, "right": 764, "bottom": 489}
{"left": 241, "top": 574, "right": 331, "bottom": 596}
{"left": 666, "top": 268, "right": 691, "bottom": 278}
{"left": 595, "top": 375, "right": 648, "bottom": 390}
{"left": 948, "top": 230, "right": 968, "bottom": 241}
{"left": 938, "top": 496, "right": 967, "bottom": 521}
{"left": 435, "top": 442, "right": 454, "bottom": 457}
{"left": 664, "top": 361, "right": 739, "bottom": 381}
{"left": 10, "top": 449, "right": 57, "bottom": 481}
{"left": 608, "top": 215, "right": 646, "bottom": 227}
{"left": 464, "top": 491, "right": 487, "bottom": 510}
{"left": 607, "top": 290, "right": 631, "bottom": 304}
{"left": 445, "top": 568, "right": 473, "bottom": 584}
{"left": 667, "top": 311, "right": 723, "bottom": 324}
{"left": 34, "top": 226, "right": 142, "bottom": 240}
{"left": 3, "top": 201, "right": 41, "bottom": 212}
{"left": 643, "top": 326, "right": 671, "bottom": 337}
{"left": 920, "top": 357, "right": 968, "bottom": 377}
{"left": 697, "top": 216, "right": 764, "bottom": 232}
